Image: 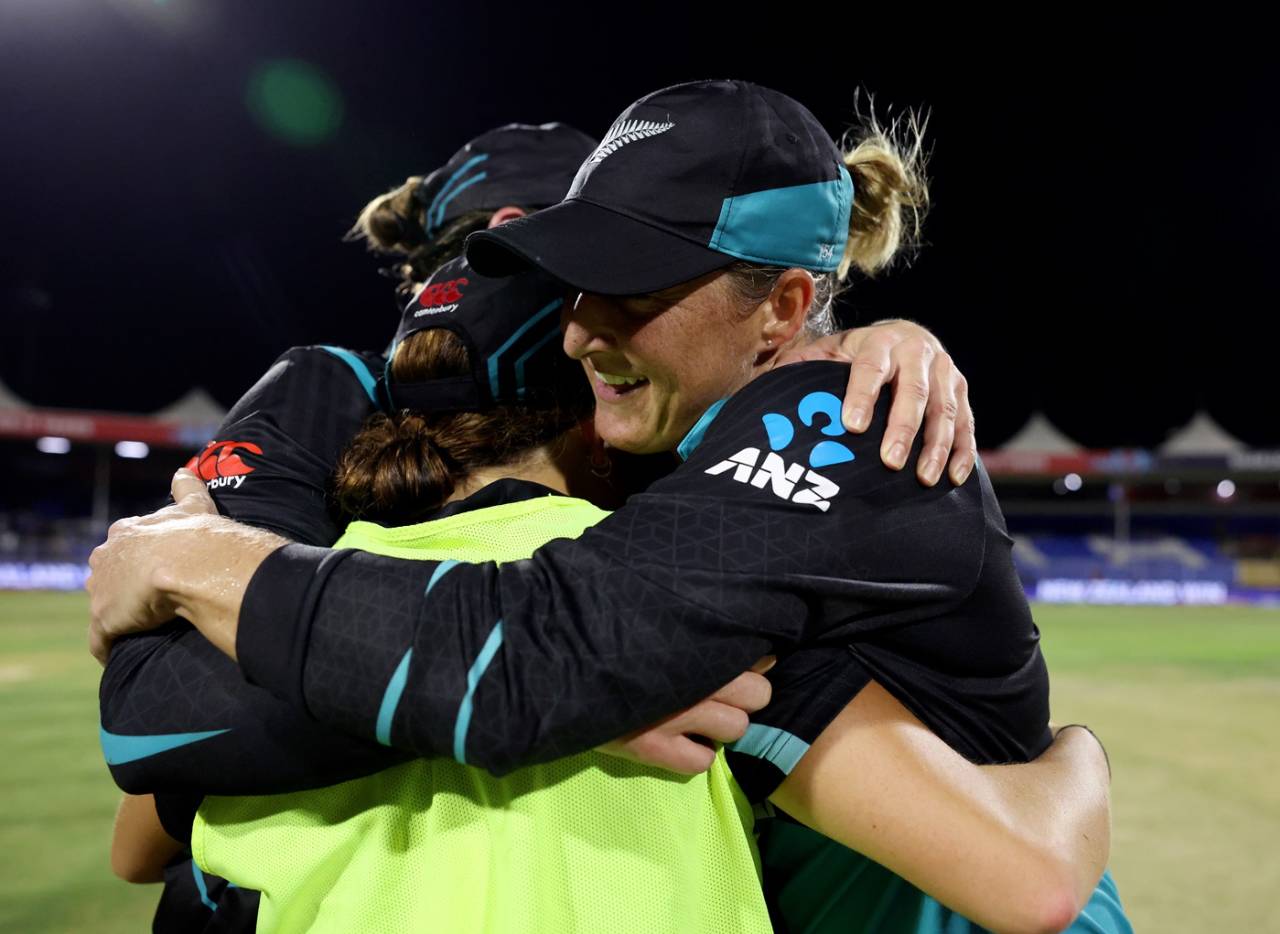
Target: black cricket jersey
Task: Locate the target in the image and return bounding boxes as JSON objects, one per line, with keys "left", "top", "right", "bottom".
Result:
{"left": 100, "top": 345, "right": 386, "bottom": 934}
{"left": 230, "top": 361, "right": 1052, "bottom": 785}
{"left": 101, "top": 345, "right": 402, "bottom": 795}
{"left": 183, "top": 344, "right": 386, "bottom": 543}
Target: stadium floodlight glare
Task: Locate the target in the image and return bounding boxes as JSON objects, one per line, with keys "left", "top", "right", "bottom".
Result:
{"left": 1063, "top": 473, "right": 1083, "bottom": 492}
{"left": 36, "top": 436, "right": 72, "bottom": 454}
{"left": 115, "top": 441, "right": 150, "bottom": 459}
{"left": 1216, "top": 479, "right": 1236, "bottom": 500}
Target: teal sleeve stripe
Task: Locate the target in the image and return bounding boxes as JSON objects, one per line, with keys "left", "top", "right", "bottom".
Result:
{"left": 427, "top": 559, "right": 460, "bottom": 594}
{"left": 1066, "top": 870, "right": 1133, "bottom": 933}
{"left": 728, "top": 723, "right": 811, "bottom": 775}
{"left": 452, "top": 621, "right": 505, "bottom": 764}
{"left": 676, "top": 397, "right": 728, "bottom": 460}
{"left": 100, "top": 726, "right": 230, "bottom": 766}
{"left": 374, "top": 649, "right": 413, "bottom": 746}
{"left": 486, "top": 298, "right": 563, "bottom": 399}
{"left": 317, "top": 346, "right": 380, "bottom": 405}
{"left": 191, "top": 860, "right": 218, "bottom": 912}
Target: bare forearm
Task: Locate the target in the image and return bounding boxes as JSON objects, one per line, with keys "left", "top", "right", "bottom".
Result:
{"left": 987, "top": 726, "right": 1111, "bottom": 911}
{"left": 771, "top": 685, "right": 1110, "bottom": 934}
{"left": 152, "top": 518, "right": 285, "bottom": 660}
{"left": 111, "top": 794, "right": 182, "bottom": 884}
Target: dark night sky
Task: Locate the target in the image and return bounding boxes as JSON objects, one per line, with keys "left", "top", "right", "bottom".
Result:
{"left": 1, "top": 3, "right": 1276, "bottom": 448}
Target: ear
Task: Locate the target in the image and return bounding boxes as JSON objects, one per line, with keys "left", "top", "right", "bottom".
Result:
{"left": 758, "top": 268, "right": 815, "bottom": 350}
{"left": 488, "top": 205, "right": 527, "bottom": 228}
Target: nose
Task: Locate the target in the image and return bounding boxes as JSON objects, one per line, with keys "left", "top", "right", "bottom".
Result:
{"left": 562, "top": 292, "right": 619, "bottom": 360}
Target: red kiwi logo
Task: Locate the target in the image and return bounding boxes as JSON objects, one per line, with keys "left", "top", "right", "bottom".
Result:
{"left": 186, "top": 440, "right": 263, "bottom": 481}
{"left": 417, "top": 277, "right": 468, "bottom": 309}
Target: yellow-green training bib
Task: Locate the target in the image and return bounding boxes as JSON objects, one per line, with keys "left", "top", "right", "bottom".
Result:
{"left": 192, "top": 492, "right": 772, "bottom": 933}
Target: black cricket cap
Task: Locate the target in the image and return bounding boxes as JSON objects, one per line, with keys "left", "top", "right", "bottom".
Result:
{"left": 416, "top": 123, "right": 596, "bottom": 237}
{"left": 384, "top": 256, "right": 587, "bottom": 414}
{"left": 466, "top": 80, "right": 853, "bottom": 295}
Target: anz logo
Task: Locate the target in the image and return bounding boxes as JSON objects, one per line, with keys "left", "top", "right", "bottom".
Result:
{"left": 705, "top": 391, "right": 855, "bottom": 512}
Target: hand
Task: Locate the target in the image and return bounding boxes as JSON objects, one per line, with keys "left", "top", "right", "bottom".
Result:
{"left": 777, "top": 320, "right": 976, "bottom": 487}
{"left": 597, "top": 659, "right": 775, "bottom": 774}
{"left": 87, "top": 469, "right": 221, "bottom": 665}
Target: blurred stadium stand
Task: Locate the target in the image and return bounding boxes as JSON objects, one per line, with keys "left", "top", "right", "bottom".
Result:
{"left": 0, "top": 376, "right": 220, "bottom": 591}
{"left": 2, "top": 378, "right": 1278, "bottom": 605}
{"left": 988, "top": 410, "right": 1280, "bottom": 607}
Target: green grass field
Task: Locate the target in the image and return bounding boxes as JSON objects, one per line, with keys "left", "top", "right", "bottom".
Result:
{"left": 1, "top": 593, "right": 1278, "bottom": 933}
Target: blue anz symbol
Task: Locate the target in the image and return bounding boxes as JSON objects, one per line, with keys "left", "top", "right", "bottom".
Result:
{"left": 704, "top": 391, "right": 854, "bottom": 512}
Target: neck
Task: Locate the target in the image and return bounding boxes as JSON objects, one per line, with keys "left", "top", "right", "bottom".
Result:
{"left": 444, "top": 424, "right": 619, "bottom": 508}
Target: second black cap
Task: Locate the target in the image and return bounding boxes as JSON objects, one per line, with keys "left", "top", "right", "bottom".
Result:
{"left": 416, "top": 123, "right": 597, "bottom": 237}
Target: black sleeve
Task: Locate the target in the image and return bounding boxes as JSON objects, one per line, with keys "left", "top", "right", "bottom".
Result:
{"left": 186, "top": 345, "right": 384, "bottom": 544}
{"left": 99, "top": 347, "right": 415, "bottom": 795}
{"left": 101, "top": 620, "right": 411, "bottom": 795}
{"left": 153, "top": 792, "right": 203, "bottom": 844}
{"left": 726, "top": 646, "right": 872, "bottom": 803}
{"left": 238, "top": 362, "right": 986, "bottom": 776}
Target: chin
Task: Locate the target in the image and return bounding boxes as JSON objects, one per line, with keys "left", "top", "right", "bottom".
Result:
{"left": 595, "top": 415, "right": 673, "bottom": 456}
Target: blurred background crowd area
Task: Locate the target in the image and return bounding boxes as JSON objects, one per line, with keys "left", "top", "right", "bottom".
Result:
{"left": 3, "top": 391, "right": 1278, "bottom": 607}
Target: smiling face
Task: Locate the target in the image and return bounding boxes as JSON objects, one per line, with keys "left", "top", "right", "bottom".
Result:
{"left": 561, "top": 271, "right": 769, "bottom": 455}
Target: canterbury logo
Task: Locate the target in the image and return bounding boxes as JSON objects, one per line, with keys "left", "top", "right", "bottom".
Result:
{"left": 587, "top": 119, "right": 675, "bottom": 164}
{"left": 185, "top": 440, "right": 263, "bottom": 491}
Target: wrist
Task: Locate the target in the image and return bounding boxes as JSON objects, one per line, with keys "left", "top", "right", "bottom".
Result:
{"left": 163, "top": 516, "right": 286, "bottom": 661}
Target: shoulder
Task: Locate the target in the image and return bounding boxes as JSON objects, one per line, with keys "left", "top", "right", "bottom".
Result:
{"left": 667, "top": 361, "right": 986, "bottom": 585}
{"left": 677, "top": 361, "right": 906, "bottom": 512}
{"left": 276, "top": 345, "right": 386, "bottom": 405}
{"left": 222, "top": 345, "right": 386, "bottom": 424}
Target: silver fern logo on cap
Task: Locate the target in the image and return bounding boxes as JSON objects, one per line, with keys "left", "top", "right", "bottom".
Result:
{"left": 586, "top": 118, "right": 675, "bottom": 164}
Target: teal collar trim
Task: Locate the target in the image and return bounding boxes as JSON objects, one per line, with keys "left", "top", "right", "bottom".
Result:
{"left": 676, "top": 397, "right": 729, "bottom": 461}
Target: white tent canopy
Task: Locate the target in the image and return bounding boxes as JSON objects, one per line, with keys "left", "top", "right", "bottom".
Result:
{"left": 1000, "top": 412, "right": 1084, "bottom": 453}
{"left": 0, "top": 377, "right": 29, "bottom": 411}
{"left": 153, "top": 387, "right": 226, "bottom": 423}
{"left": 1159, "top": 410, "right": 1246, "bottom": 455}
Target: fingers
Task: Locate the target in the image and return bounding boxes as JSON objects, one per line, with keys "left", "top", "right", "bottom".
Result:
{"left": 627, "top": 733, "right": 718, "bottom": 775}
{"left": 669, "top": 699, "right": 751, "bottom": 745}
{"left": 915, "top": 350, "right": 959, "bottom": 487}
{"left": 88, "top": 617, "right": 111, "bottom": 667}
{"left": 842, "top": 341, "right": 893, "bottom": 433}
{"left": 708, "top": 669, "right": 772, "bottom": 713}
{"left": 878, "top": 337, "right": 934, "bottom": 470}
{"left": 171, "top": 468, "right": 217, "bottom": 515}
{"left": 750, "top": 654, "right": 777, "bottom": 675}
{"left": 947, "top": 373, "right": 977, "bottom": 485}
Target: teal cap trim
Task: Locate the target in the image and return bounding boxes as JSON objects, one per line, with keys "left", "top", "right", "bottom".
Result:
{"left": 511, "top": 325, "right": 563, "bottom": 400}
{"left": 728, "top": 723, "right": 811, "bottom": 775}
{"left": 452, "top": 621, "right": 505, "bottom": 764}
{"left": 708, "top": 170, "right": 854, "bottom": 272}
{"left": 317, "top": 346, "right": 380, "bottom": 406}
{"left": 374, "top": 649, "right": 413, "bottom": 746}
{"left": 432, "top": 171, "right": 488, "bottom": 230}
{"left": 486, "top": 298, "right": 564, "bottom": 400}
{"left": 676, "top": 397, "right": 729, "bottom": 461}
{"left": 100, "top": 726, "right": 230, "bottom": 766}
{"left": 426, "top": 153, "right": 489, "bottom": 233}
